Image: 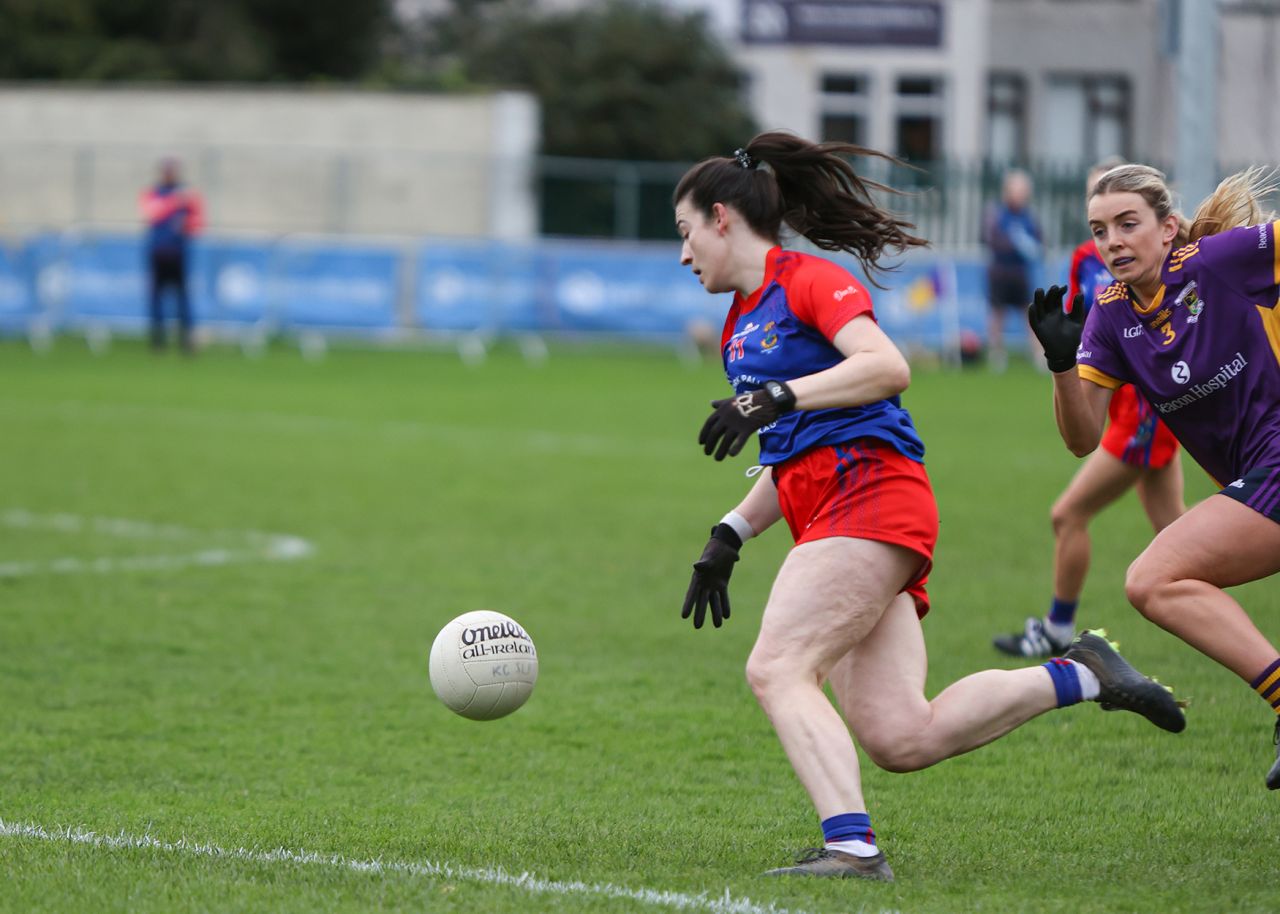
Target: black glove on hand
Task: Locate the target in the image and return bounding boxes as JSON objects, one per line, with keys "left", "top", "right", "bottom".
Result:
{"left": 1027, "top": 285, "right": 1086, "bottom": 373}
{"left": 698, "top": 380, "right": 797, "bottom": 461}
{"left": 681, "top": 523, "right": 742, "bottom": 629}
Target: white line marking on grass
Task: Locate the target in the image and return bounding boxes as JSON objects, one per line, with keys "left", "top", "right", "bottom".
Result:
{"left": 0, "top": 509, "right": 313, "bottom": 578}
{"left": 0, "top": 819, "right": 850, "bottom": 914}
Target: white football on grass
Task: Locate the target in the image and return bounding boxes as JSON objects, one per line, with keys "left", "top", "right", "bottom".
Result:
{"left": 429, "top": 611, "right": 538, "bottom": 720}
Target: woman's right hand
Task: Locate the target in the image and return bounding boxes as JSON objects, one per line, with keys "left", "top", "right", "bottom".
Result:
{"left": 1027, "top": 285, "right": 1085, "bottom": 373}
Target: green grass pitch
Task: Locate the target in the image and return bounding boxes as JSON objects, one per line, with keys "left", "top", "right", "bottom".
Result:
{"left": 0, "top": 338, "right": 1276, "bottom": 913}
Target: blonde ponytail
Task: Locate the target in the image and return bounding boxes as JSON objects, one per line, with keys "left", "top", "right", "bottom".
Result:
{"left": 1186, "top": 167, "right": 1278, "bottom": 243}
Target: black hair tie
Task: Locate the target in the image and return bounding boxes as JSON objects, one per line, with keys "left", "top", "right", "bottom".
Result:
{"left": 733, "top": 148, "right": 754, "bottom": 169}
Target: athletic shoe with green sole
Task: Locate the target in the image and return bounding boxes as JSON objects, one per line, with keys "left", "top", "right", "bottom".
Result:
{"left": 1063, "top": 629, "right": 1186, "bottom": 733}
{"left": 762, "top": 847, "right": 894, "bottom": 881}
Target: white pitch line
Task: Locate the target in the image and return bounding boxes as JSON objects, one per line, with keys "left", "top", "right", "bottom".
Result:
{"left": 0, "top": 819, "right": 832, "bottom": 914}
{"left": 0, "top": 509, "right": 313, "bottom": 578}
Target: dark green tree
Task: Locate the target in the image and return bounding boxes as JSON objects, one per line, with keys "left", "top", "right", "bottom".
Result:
{"left": 0, "top": 0, "right": 389, "bottom": 82}
{"left": 417, "top": 0, "right": 757, "bottom": 162}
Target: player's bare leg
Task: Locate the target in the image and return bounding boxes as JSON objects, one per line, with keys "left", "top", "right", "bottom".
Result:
{"left": 1134, "top": 456, "right": 1185, "bottom": 533}
{"left": 833, "top": 594, "right": 1060, "bottom": 773}
{"left": 1126, "top": 493, "right": 1280, "bottom": 786}
{"left": 835, "top": 592, "right": 1184, "bottom": 773}
{"left": 746, "top": 537, "right": 916, "bottom": 818}
{"left": 747, "top": 537, "right": 913, "bottom": 879}
{"left": 995, "top": 449, "right": 1139, "bottom": 657}
{"left": 1052, "top": 449, "right": 1143, "bottom": 603}
{"left": 1126, "top": 495, "right": 1280, "bottom": 681}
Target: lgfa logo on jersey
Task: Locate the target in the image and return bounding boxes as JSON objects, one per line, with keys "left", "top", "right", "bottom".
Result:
{"left": 1171, "top": 360, "right": 1191, "bottom": 384}
{"left": 760, "top": 321, "right": 779, "bottom": 351}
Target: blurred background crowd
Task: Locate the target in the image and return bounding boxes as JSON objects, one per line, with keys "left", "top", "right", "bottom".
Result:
{"left": 0, "top": 0, "right": 1275, "bottom": 361}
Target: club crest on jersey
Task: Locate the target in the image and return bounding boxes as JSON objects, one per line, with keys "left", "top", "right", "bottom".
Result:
{"left": 1174, "top": 281, "right": 1203, "bottom": 323}
{"left": 760, "top": 321, "right": 779, "bottom": 351}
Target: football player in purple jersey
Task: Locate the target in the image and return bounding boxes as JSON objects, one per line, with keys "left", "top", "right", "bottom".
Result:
{"left": 994, "top": 160, "right": 1185, "bottom": 658}
{"left": 1028, "top": 163, "right": 1280, "bottom": 788}
{"left": 672, "top": 133, "right": 1184, "bottom": 881}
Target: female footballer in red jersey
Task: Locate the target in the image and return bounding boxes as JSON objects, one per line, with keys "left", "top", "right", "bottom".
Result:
{"left": 1029, "top": 164, "right": 1280, "bottom": 788}
{"left": 672, "top": 133, "right": 1184, "bottom": 881}
{"left": 994, "top": 161, "right": 1185, "bottom": 658}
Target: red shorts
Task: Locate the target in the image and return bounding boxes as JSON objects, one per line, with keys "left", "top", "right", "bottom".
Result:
{"left": 773, "top": 438, "right": 939, "bottom": 617}
{"left": 1100, "top": 384, "right": 1179, "bottom": 468}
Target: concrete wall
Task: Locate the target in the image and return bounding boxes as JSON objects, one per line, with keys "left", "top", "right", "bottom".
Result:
{"left": 0, "top": 86, "right": 540, "bottom": 238}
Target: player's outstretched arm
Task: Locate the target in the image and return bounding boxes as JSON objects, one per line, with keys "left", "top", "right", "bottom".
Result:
{"left": 681, "top": 472, "right": 781, "bottom": 629}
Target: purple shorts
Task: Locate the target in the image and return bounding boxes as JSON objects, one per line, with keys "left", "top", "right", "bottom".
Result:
{"left": 1219, "top": 464, "right": 1280, "bottom": 524}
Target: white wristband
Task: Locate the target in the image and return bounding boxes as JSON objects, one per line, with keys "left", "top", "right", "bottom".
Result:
{"left": 719, "top": 510, "right": 755, "bottom": 543}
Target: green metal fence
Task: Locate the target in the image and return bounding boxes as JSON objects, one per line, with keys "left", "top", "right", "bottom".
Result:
{"left": 537, "top": 156, "right": 1202, "bottom": 250}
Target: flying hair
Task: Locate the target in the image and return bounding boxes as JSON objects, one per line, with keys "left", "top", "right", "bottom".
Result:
{"left": 1090, "top": 163, "right": 1278, "bottom": 247}
{"left": 673, "top": 131, "right": 928, "bottom": 285}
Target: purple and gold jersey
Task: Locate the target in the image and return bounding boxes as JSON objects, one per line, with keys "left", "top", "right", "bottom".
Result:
{"left": 1077, "top": 221, "right": 1280, "bottom": 484}
{"left": 720, "top": 247, "right": 925, "bottom": 466}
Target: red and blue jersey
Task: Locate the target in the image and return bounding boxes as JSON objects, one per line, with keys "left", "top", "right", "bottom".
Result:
{"left": 1078, "top": 221, "right": 1280, "bottom": 484}
{"left": 1067, "top": 239, "right": 1115, "bottom": 314}
{"left": 719, "top": 247, "right": 925, "bottom": 466}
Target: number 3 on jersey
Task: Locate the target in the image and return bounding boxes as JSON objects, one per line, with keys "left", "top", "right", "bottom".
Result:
{"left": 1160, "top": 323, "right": 1175, "bottom": 345}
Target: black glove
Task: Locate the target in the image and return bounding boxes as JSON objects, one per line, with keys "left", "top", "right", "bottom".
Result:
{"left": 1027, "top": 285, "right": 1086, "bottom": 373}
{"left": 681, "top": 523, "right": 742, "bottom": 629}
{"left": 698, "top": 380, "right": 797, "bottom": 461}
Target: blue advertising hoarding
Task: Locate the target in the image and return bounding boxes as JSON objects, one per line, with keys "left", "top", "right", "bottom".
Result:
{"left": 0, "top": 238, "right": 36, "bottom": 330}
{"left": 415, "top": 241, "right": 545, "bottom": 332}
{"left": 2, "top": 227, "right": 1073, "bottom": 353}
{"left": 540, "top": 240, "right": 730, "bottom": 336}
{"left": 268, "top": 241, "right": 400, "bottom": 329}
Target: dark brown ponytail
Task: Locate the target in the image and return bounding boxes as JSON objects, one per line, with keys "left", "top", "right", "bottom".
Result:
{"left": 673, "top": 131, "right": 928, "bottom": 283}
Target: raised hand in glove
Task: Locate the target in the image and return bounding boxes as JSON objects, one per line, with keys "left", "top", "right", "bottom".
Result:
{"left": 698, "top": 379, "right": 796, "bottom": 461}
{"left": 681, "top": 523, "right": 742, "bottom": 629}
{"left": 1027, "top": 285, "right": 1086, "bottom": 373}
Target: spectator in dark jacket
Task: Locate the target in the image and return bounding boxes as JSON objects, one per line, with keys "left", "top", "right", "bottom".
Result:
{"left": 983, "top": 169, "right": 1042, "bottom": 372}
{"left": 139, "top": 158, "right": 204, "bottom": 352}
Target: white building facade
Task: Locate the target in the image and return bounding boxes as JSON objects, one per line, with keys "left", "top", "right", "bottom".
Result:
{"left": 673, "top": 0, "right": 1278, "bottom": 170}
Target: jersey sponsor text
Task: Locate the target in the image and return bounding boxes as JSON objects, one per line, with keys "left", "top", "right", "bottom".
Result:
{"left": 1153, "top": 352, "right": 1249, "bottom": 414}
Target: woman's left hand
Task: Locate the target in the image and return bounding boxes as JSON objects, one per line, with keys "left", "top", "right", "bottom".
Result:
{"left": 699, "top": 381, "right": 796, "bottom": 460}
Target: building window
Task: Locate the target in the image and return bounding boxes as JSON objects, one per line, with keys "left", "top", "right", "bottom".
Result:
{"left": 1044, "top": 75, "right": 1130, "bottom": 164}
{"left": 819, "top": 72, "right": 870, "bottom": 146}
{"left": 987, "top": 73, "right": 1026, "bottom": 163}
{"left": 894, "top": 75, "right": 944, "bottom": 163}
